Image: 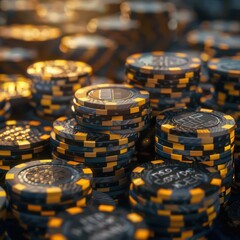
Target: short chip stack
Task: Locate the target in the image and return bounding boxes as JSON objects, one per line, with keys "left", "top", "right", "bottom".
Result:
{"left": 27, "top": 60, "right": 91, "bottom": 119}
{"left": 5, "top": 159, "right": 93, "bottom": 239}
{"left": 72, "top": 84, "right": 151, "bottom": 132}
{"left": 129, "top": 160, "right": 222, "bottom": 239}
{"left": 155, "top": 108, "right": 236, "bottom": 206}
{"left": 0, "top": 120, "right": 52, "bottom": 184}
{"left": 208, "top": 57, "right": 240, "bottom": 188}
{"left": 0, "top": 187, "right": 7, "bottom": 239}
{"left": 47, "top": 205, "right": 150, "bottom": 240}
{"left": 125, "top": 52, "right": 201, "bottom": 115}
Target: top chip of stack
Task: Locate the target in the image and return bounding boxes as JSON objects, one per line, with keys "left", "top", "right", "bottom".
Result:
{"left": 155, "top": 108, "right": 235, "bottom": 206}
{"left": 5, "top": 159, "right": 93, "bottom": 239}
{"left": 27, "top": 60, "right": 92, "bottom": 119}
{"left": 129, "top": 160, "right": 222, "bottom": 239}
{"left": 125, "top": 52, "right": 201, "bottom": 114}
{"left": 72, "top": 83, "right": 151, "bottom": 133}
{"left": 47, "top": 205, "right": 150, "bottom": 240}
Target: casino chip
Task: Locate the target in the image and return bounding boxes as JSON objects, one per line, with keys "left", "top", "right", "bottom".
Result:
{"left": 47, "top": 205, "right": 150, "bottom": 240}
{"left": 155, "top": 108, "right": 236, "bottom": 206}
{"left": 27, "top": 60, "right": 92, "bottom": 119}
{"left": 129, "top": 160, "right": 222, "bottom": 239}
{"left": 51, "top": 115, "right": 139, "bottom": 203}
{"left": 0, "top": 187, "right": 7, "bottom": 239}
{"left": 5, "top": 159, "right": 93, "bottom": 239}
{"left": 125, "top": 52, "right": 201, "bottom": 115}
{"left": 207, "top": 57, "right": 240, "bottom": 187}
{"left": 0, "top": 120, "right": 52, "bottom": 184}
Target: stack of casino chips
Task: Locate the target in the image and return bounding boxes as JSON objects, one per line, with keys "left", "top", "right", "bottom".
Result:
{"left": 0, "top": 187, "right": 7, "bottom": 239}
{"left": 51, "top": 117, "right": 138, "bottom": 203}
{"left": 120, "top": 1, "right": 176, "bottom": 52}
{"left": 186, "top": 30, "right": 228, "bottom": 52}
{"left": 0, "top": 74, "right": 31, "bottom": 107}
{"left": 0, "top": 47, "right": 37, "bottom": 76}
{"left": 204, "top": 35, "right": 240, "bottom": 59}
{"left": 125, "top": 52, "right": 201, "bottom": 115}
{"left": 0, "top": 120, "right": 52, "bottom": 184}
{"left": 87, "top": 15, "right": 140, "bottom": 80}
{"left": 72, "top": 84, "right": 151, "bottom": 133}
{"left": 129, "top": 160, "right": 222, "bottom": 239}
{"left": 27, "top": 60, "right": 91, "bottom": 119}
{"left": 47, "top": 205, "right": 150, "bottom": 240}
{"left": 0, "top": 25, "right": 61, "bottom": 60}
{"left": 5, "top": 159, "right": 93, "bottom": 239}
{"left": 186, "top": 29, "right": 240, "bottom": 59}
{"left": 59, "top": 34, "right": 117, "bottom": 78}
{"left": 207, "top": 57, "right": 240, "bottom": 187}
{"left": 155, "top": 108, "right": 236, "bottom": 206}
{"left": 51, "top": 84, "right": 151, "bottom": 202}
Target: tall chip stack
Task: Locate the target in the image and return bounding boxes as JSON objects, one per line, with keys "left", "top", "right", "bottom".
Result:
{"left": 51, "top": 84, "right": 151, "bottom": 203}
{"left": 120, "top": 1, "right": 176, "bottom": 52}
{"left": 0, "top": 187, "right": 7, "bottom": 239}
{"left": 129, "top": 160, "right": 222, "bottom": 239}
{"left": 0, "top": 120, "right": 52, "bottom": 185}
{"left": 125, "top": 52, "right": 201, "bottom": 116}
{"left": 87, "top": 15, "right": 140, "bottom": 81}
{"left": 0, "top": 25, "right": 61, "bottom": 60}
{"left": 59, "top": 34, "right": 117, "bottom": 78}
{"left": 5, "top": 159, "right": 93, "bottom": 239}
{"left": 47, "top": 205, "right": 150, "bottom": 240}
{"left": 207, "top": 57, "right": 240, "bottom": 189}
{"left": 155, "top": 108, "right": 236, "bottom": 206}
{"left": 27, "top": 60, "right": 91, "bottom": 120}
